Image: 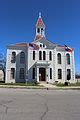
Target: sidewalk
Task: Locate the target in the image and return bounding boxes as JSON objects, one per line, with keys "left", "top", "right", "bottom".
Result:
{"left": 39, "top": 82, "right": 80, "bottom": 90}
{"left": 0, "top": 83, "right": 80, "bottom": 90}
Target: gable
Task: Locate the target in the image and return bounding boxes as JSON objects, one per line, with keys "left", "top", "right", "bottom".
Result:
{"left": 33, "top": 37, "right": 57, "bottom": 49}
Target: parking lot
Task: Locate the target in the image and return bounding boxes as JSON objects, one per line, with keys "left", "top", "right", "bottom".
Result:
{"left": 0, "top": 88, "right": 80, "bottom": 120}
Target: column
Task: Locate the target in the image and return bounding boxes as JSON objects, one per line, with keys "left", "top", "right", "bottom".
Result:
{"left": 46, "top": 67, "right": 49, "bottom": 83}
{"left": 37, "top": 67, "right": 39, "bottom": 82}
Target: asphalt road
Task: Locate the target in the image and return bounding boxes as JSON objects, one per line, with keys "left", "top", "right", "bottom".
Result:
{"left": 0, "top": 88, "right": 80, "bottom": 120}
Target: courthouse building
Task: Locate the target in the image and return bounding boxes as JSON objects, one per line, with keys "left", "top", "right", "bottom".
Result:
{"left": 6, "top": 13, "right": 75, "bottom": 83}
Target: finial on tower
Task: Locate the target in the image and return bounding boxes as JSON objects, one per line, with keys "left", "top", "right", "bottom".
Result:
{"left": 39, "top": 12, "right": 41, "bottom": 18}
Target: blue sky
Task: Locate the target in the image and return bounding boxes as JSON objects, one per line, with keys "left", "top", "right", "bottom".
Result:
{"left": 0, "top": 0, "right": 80, "bottom": 73}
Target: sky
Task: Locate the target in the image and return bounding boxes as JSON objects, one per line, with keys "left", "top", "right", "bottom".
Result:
{"left": 0, "top": 0, "right": 80, "bottom": 73}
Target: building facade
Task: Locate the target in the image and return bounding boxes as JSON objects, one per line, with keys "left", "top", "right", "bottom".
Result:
{"left": 6, "top": 14, "right": 75, "bottom": 83}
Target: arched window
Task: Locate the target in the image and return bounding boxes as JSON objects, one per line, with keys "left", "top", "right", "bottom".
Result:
{"left": 43, "top": 51, "right": 46, "bottom": 60}
{"left": 41, "top": 28, "right": 43, "bottom": 31}
{"left": 19, "top": 68, "right": 25, "bottom": 79}
{"left": 40, "top": 44, "right": 42, "bottom": 47}
{"left": 66, "top": 53, "right": 70, "bottom": 64}
{"left": 32, "top": 68, "right": 35, "bottom": 79}
{"left": 57, "top": 53, "right": 61, "bottom": 64}
{"left": 49, "top": 51, "right": 52, "bottom": 60}
{"left": 11, "top": 68, "right": 15, "bottom": 79}
{"left": 11, "top": 52, "right": 16, "bottom": 63}
{"left": 39, "top": 51, "right": 42, "bottom": 60}
{"left": 50, "top": 68, "right": 52, "bottom": 79}
{"left": 37, "top": 28, "right": 40, "bottom": 33}
{"left": 33, "top": 51, "right": 35, "bottom": 60}
{"left": 58, "top": 69, "right": 62, "bottom": 79}
{"left": 67, "top": 69, "right": 71, "bottom": 80}
{"left": 20, "top": 52, "right": 25, "bottom": 64}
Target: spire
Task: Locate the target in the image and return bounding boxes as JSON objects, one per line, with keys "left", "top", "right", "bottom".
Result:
{"left": 34, "top": 13, "right": 45, "bottom": 41}
{"left": 36, "top": 12, "right": 45, "bottom": 27}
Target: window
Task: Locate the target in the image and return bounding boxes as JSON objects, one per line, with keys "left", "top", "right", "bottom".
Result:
{"left": 49, "top": 51, "right": 52, "bottom": 60}
{"left": 37, "top": 28, "right": 40, "bottom": 33}
{"left": 67, "top": 69, "right": 71, "bottom": 80}
{"left": 50, "top": 68, "right": 52, "bottom": 79}
{"left": 43, "top": 51, "right": 46, "bottom": 60}
{"left": 41, "top": 28, "right": 43, "bottom": 31}
{"left": 58, "top": 69, "right": 62, "bottom": 79}
{"left": 41, "top": 28, "right": 43, "bottom": 35}
{"left": 11, "top": 68, "right": 15, "bottom": 79}
{"left": 20, "top": 52, "right": 25, "bottom": 64}
{"left": 66, "top": 53, "right": 70, "bottom": 64}
{"left": 32, "top": 68, "right": 35, "bottom": 79}
{"left": 33, "top": 51, "right": 35, "bottom": 60}
{"left": 11, "top": 52, "right": 16, "bottom": 63}
{"left": 40, "top": 44, "right": 42, "bottom": 47}
{"left": 57, "top": 53, "right": 61, "bottom": 64}
{"left": 19, "top": 68, "right": 25, "bottom": 79}
{"left": 39, "top": 51, "right": 42, "bottom": 60}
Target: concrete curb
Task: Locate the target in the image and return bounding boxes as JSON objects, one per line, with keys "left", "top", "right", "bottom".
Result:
{"left": 0, "top": 85, "right": 80, "bottom": 90}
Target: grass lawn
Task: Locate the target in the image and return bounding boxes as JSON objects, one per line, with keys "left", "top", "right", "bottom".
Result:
{"left": 0, "top": 81, "right": 80, "bottom": 88}
{"left": 0, "top": 82, "right": 38, "bottom": 86}
{"left": 56, "top": 82, "right": 80, "bottom": 87}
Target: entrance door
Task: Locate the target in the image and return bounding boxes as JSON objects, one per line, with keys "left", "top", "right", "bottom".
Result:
{"left": 39, "top": 68, "right": 46, "bottom": 81}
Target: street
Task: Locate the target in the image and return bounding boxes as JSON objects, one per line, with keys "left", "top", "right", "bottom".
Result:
{"left": 0, "top": 88, "right": 80, "bottom": 120}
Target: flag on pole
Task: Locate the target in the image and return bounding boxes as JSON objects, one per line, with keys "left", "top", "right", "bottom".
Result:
{"left": 64, "top": 45, "right": 73, "bottom": 52}
{"left": 29, "top": 43, "right": 39, "bottom": 50}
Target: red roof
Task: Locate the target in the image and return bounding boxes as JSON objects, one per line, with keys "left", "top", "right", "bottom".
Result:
{"left": 37, "top": 18, "right": 43, "bottom": 25}
{"left": 36, "top": 17, "right": 45, "bottom": 27}
{"left": 15, "top": 43, "right": 28, "bottom": 46}
{"left": 35, "top": 35, "right": 42, "bottom": 40}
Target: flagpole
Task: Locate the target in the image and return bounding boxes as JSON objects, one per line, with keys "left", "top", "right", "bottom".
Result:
{"left": 64, "top": 51, "right": 67, "bottom": 85}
